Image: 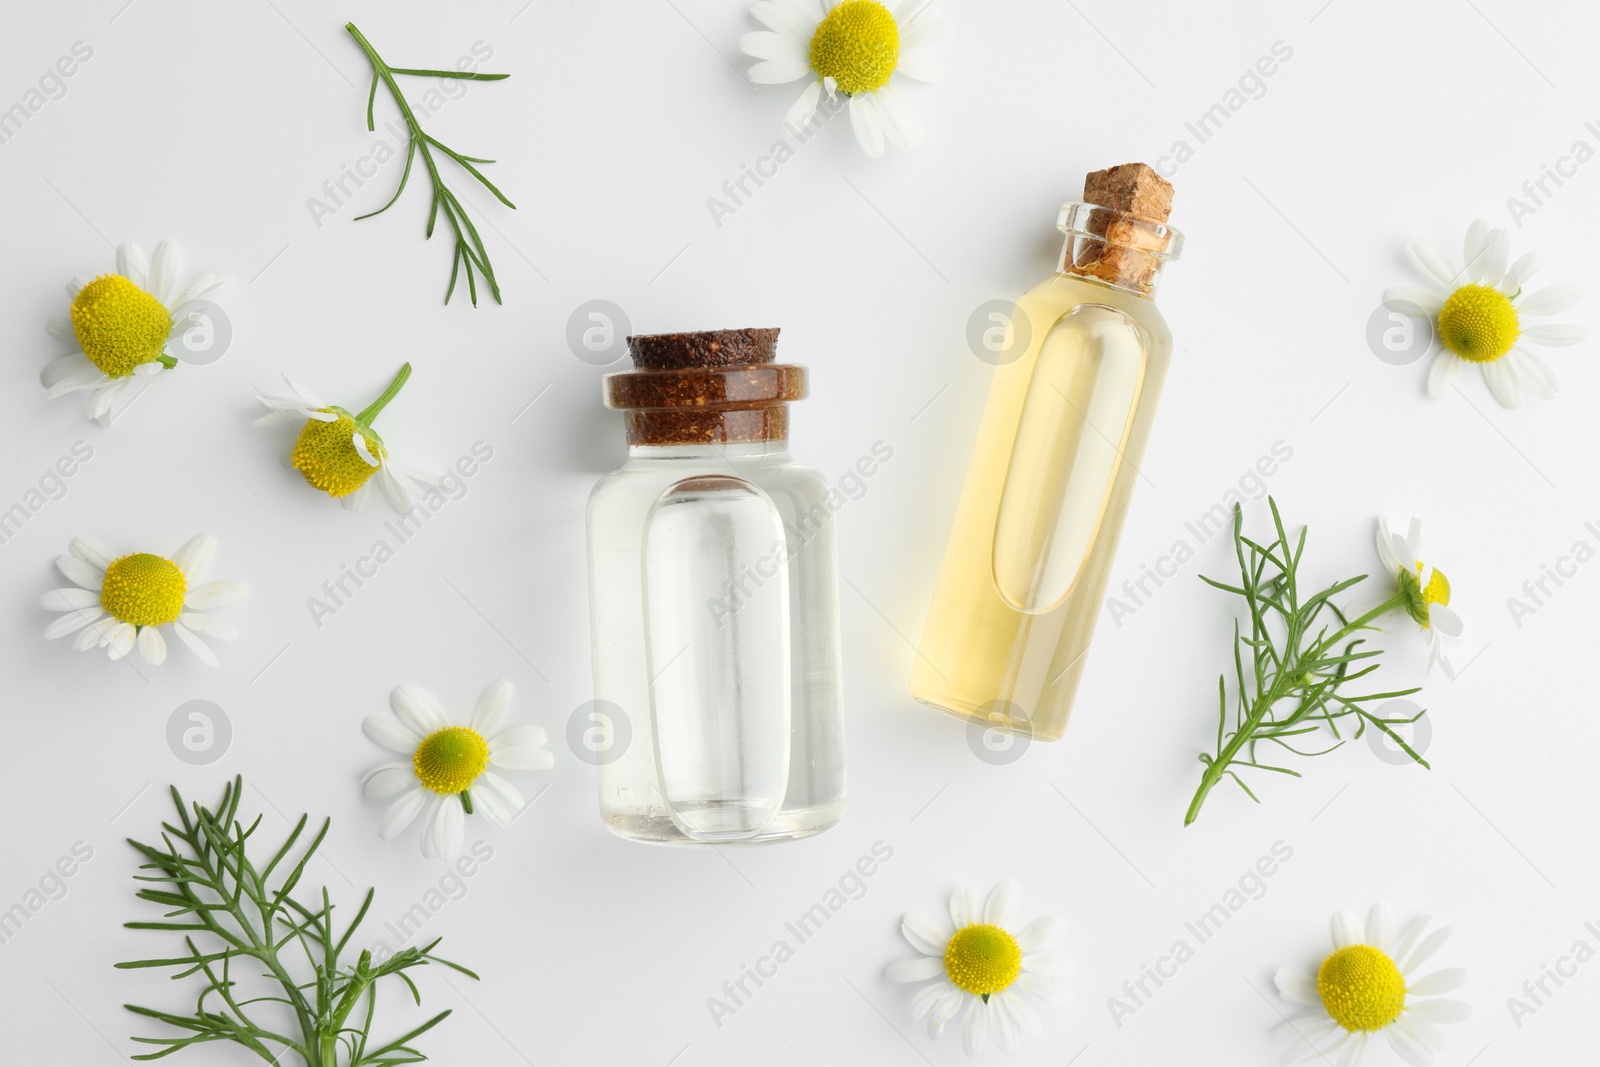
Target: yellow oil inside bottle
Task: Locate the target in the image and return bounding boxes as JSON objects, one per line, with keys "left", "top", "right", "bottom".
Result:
{"left": 911, "top": 270, "right": 1173, "bottom": 741}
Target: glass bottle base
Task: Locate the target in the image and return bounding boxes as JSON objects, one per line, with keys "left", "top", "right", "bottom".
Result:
{"left": 910, "top": 690, "right": 1066, "bottom": 742}
{"left": 601, "top": 799, "right": 846, "bottom": 846}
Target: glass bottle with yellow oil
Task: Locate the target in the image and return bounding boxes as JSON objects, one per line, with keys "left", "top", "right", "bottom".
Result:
{"left": 911, "top": 163, "right": 1183, "bottom": 742}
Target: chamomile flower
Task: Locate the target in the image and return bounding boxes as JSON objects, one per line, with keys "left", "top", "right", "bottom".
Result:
{"left": 41, "top": 241, "right": 224, "bottom": 424}
{"left": 41, "top": 534, "right": 247, "bottom": 666}
{"left": 1376, "top": 517, "right": 1462, "bottom": 679}
{"left": 884, "top": 881, "right": 1069, "bottom": 1055}
{"left": 1384, "top": 220, "right": 1584, "bottom": 408}
{"left": 740, "top": 0, "right": 944, "bottom": 159}
{"left": 255, "top": 363, "right": 438, "bottom": 513}
{"left": 1275, "top": 904, "right": 1469, "bottom": 1066}
{"left": 362, "top": 681, "right": 554, "bottom": 859}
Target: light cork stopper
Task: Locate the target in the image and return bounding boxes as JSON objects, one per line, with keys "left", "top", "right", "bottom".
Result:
{"left": 1066, "top": 162, "right": 1176, "bottom": 293}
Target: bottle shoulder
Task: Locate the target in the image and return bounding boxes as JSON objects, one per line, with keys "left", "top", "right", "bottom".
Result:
{"left": 1018, "top": 273, "right": 1172, "bottom": 345}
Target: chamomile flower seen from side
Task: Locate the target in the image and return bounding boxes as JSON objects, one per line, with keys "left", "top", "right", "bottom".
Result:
{"left": 42, "top": 241, "right": 224, "bottom": 424}
{"left": 362, "top": 680, "right": 554, "bottom": 859}
{"left": 255, "top": 363, "right": 439, "bottom": 513}
{"left": 1275, "top": 904, "right": 1468, "bottom": 1066}
{"left": 1376, "top": 517, "right": 1462, "bottom": 679}
{"left": 740, "top": 0, "right": 944, "bottom": 158}
{"left": 41, "top": 534, "right": 247, "bottom": 666}
{"left": 1384, "top": 220, "right": 1584, "bottom": 408}
{"left": 885, "top": 881, "right": 1069, "bottom": 1055}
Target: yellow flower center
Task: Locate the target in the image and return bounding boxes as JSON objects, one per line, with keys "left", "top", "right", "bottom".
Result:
{"left": 809, "top": 0, "right": 900, "bottom": 95}
{"left": 412, "top": 726, "right": 490, "bottom": 795}
{"left": 1317, "top": 944, "right": 1407, "bottom": 1032}
{"left": 70, "top": 275, "right": 173, "bottom": 378}
{"left": 943, "top": 923, "right": 1022, "bottom": 998}
{"left": 99, "top": 553, "right": 187, "bottom": 628}
{"left": 1437, "top": 284, "right": 1519, "bottom": 363}
{"left": 291, "top": 412, "right": 383, "bottom": 498}
{"left": 1398, "top": 561, "right": 1450, "bottom": 628}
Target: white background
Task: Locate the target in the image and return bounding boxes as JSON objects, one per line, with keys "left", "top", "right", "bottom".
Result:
{"left": 2, "top": 0, "right": 1596, "bottom": 1064}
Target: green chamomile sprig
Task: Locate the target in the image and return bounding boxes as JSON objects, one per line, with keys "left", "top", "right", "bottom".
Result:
{"left": 120, "top": 776, "right": 476, "bottom": 1065}
{"left": 1184, "top": 499, "right": 1427, "bottom": 826}
{"left": 345, "top": 23, "right": 515, "bottom": 307}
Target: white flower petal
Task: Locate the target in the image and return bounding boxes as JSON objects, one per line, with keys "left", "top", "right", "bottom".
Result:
{"left": 41, "top": 587, "right": 101, "bottom": 612}
{"left": 1275, "top": 966, "right": 1320, "bottom": 1006}
{"left": 490, "top": 746, "right": 554, "bottom": 771}
{"left": 420, "top": 796, "right": 443, "bottom": 859}
{"left": 1015, "top": 914, "right": 1066, "bottom": 953}
{"left": 391, "top": 684, "right": 448, "bottom": 735}
{"left": 873, "top": 83, "right": 924, "bottom": 152}
{"left": 180, "top": 612, "right": 238, "bottom": 640}
{"left": 1383, "top": 286, "right": 1444, "bottom": 316}
{"left": 1502, "top": 251, "right": 1541, "bottom": 293}
{"left": 72, "top": 616, "right": 115, "bottom": 651}
{"left": 1406, "top": 967, "right": 1465, "bottom": 995}
{"left": 781, "top": 79, "right": 823, "bottom": 136}
{"left": 1386, "top": 1026, "right": 1434, "bottom": 1067}
{"left": 907, "top": 977, "right": 955, "bottom": 1018}
{"left": 949, "top": 886, "right": 976, "bottom": 928}
{"left": 1021, "top": 951, "right": 1070, "bottom": 976}
{"left": 998, "top": 988, "right": 1041, "bottom": 1035}
{"left": 1425, "top": 347, "right": 1459, "bottom": 398}
{"left": 1336, "top": 1032, "right": 1369, "bottom": 1067}
{"left": 170, "top": 272, "right": 223, "bottom": 309}
{"left": 363, "top": 715, "right": 421, "bottom": 755}
{"left": 1407, "top": 997, "right": 1470, "bottom": 1023}
{"left": 148, "top": 240, "right": 177, "bottom": 304}
{"left": 847, "top": 93, "right": 886, "bottom": 158}
{"left": 750, "top": 0, "right": 822, "bottom": 38}
{"left": 982, "top": 880, "right": 1017, "bottom": 927}
{"left": 1331, "top": 909, "right": 1361, "bottom": 948}
{"left": 1015, "top": 972, "right": 1071, "bottom": 1005}
{"left": 1402, "top": 927, "right": 1453, "bottom": 974}
{"left": 1509, "top": 347, "right": 1559, "bottom": 398}
{"left": 118, "top": 242, "right": 150, "bottom": 290}
{"left": 40, "top": 351, "right": 96, "bottom": 389}
{"left": 352, "top": 433, "right": 380, "bottom": 468}
{"left": 105, "top": 622, "right": 136, "bottom": 659}
{"left": 1406, "top": 239, "right": 1458, "bottom": 290}
{"left": 1481, "top": 359, "right": 1521, "bottom": 408}
{"left": 170, "top": 620, "right": 218, "bottom": 667}
{"left": 896, "top": 46, "right": 942, "bottom": 82}
{"left": 57, "top": 553, "right": 104, "bottom": 590}
{"left": 1516, "top": 283, "right": 1580, "bottom": 316}
{"left": 961, "top": 997, "right": 989, "bottom": 1055}
{"left": 171, "top": 533, "right": 216, "bottom": 583}
{"left": 479, "top": 770, "right": 524, "bottom": 812}
{"left": 1366, "top": 903, "right": 1393, "bottom": 953}
{"left": 44, "top": 608, "right": 103, "bottom": 639}
{"left": 138, "top": 625, "right": 167, "bottom": 665}
{"left": 1461, "top": 220, "right": 1490, "bottom": 278}
{"left": 377, "top": 466, "right": 412, "bottom": 513}
{"left": 1428, "top": 603, "right": 1463, "bottom": 638}
{"left": 185, "top": 580, "right": 248, "bottom": 610}
{"left": 740, "top": 29, "right": 808, "bottom": 62}
{"left": 469, "top": 678, "right": 514, "bottom": 735}
{"left": 886, "top": 956, "right": 945, "bottom": 983}
{"left": 435, "top": 795, "right": 465, "bottom": 858}
{"left": 469, "top": 783, "right": 510, "bottom": 827}
{"left": 70, "top": 537, "right": 116, "bottom": 569}
{"left": 362, "top": 763, "right": 416, "bottom": 800}
{"left": 991, "top": 989, "right": 1019, "bottom": 1054}
{"left": 748, "top": 56, "right": 812, "bottom": 84}
{"left": 379, "top": 788, "right": 427, "bottom": 840}
{"left": 902, "top": 912, "right": 952, "bottom": 957}
{"left": 47, "top": 316, "right": 75, "bottom": 342}
{"left": 1521, "top": 323, "right": 1586, "bottom": 346}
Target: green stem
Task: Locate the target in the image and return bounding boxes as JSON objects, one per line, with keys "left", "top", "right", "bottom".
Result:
{"left": 1184, "top": 590, "right": 1408, "bottom": 827}
{"left": 356, "top": 363, "right": 412, "bottom": 426}
{"left": 460, "top": 791, "right": 474, "bottom": 815}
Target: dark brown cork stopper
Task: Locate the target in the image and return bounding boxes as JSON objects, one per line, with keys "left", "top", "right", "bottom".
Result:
{"left": 627, "top": 328, "right": 780, "bottom": 370}
{"left": 1067, "top": 163, "right": 1177, "bottom": 294}
{"left": 603, "top": 329, "right": 807, "bottom": 446}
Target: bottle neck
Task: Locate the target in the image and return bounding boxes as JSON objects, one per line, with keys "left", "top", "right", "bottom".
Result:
{"left": 627, "top": 439, "right": 791, "bottom": 460}
{"left": 1056, "top": 201, "right": 1181, "bottom": 297}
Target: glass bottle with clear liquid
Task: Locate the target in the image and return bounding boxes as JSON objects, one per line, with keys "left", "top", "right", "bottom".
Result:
{"left": 586, "top": 329, "right": 846, "bottom": 843}
{"left": 912, "top": 164, "right": 1184, "bottom": 742}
